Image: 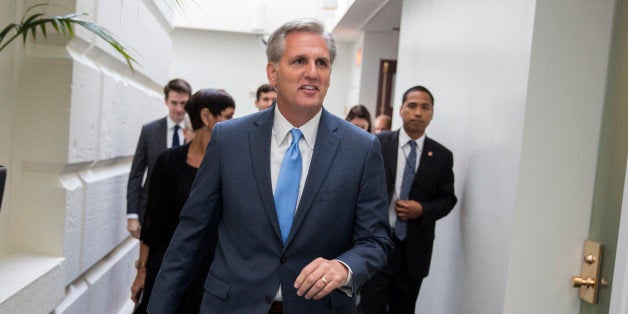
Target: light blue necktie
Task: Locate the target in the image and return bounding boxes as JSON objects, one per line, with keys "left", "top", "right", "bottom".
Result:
{"left": 396, "top": 140, "right": 417, "bottom": 240}
{"left": 274, "top": 128, "right": 303, "bottom": 244}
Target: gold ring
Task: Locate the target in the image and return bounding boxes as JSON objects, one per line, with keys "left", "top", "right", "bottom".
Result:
{"left": 321, "top": 276, "right": 328, "bottom": 285}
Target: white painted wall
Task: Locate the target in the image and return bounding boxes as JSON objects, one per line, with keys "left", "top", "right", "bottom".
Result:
{"left": 345, "top": 34, "right": 365, "bottom": 113}
{"left": 169, "top": 28, "right": 269, "bottom": 117}
{"left": 394, "top": 0, "right": 616, "bottom": 313}
{"left": 0, "top": 0, "right": 173, "bottom": 312}
{"left": 395, "top": 1, "right": 534, "bottom": 313}
{"left": 325, "top": 40, "right": 354, "bottom": 118}
{"left": 169, "top": 27, "right": 352, "bottom": 119}
{"left": 358, "top": 30, "right": 399, "bottom": 116}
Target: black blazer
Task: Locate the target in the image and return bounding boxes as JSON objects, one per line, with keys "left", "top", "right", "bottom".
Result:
{"left": 376, "top": 130, "right": 457, "bottom": 279}
{"left": 127, "top": 117, "right": 168, "bottom": 222}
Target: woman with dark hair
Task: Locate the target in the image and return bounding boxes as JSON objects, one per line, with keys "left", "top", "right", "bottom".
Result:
{"left": 131, "top": 89, "right": 235, "bottom": 313}
{"left": 345, "top": 104, "right": 372, "bottom": 133}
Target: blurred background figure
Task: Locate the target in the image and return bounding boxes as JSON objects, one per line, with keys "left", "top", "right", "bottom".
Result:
{"left": 254, "top": 83, "right": 277, "bottom": 111}
{"left": 130, "top": 88, "right": 235, "bottom": 314}
{"left": 345, "top": 104, "right": 372, "bottom": 133}
{"left": 373, "top": 114, "right": 392, "bottom": 134}
{"left": 126, "top": 79, "right": 193, "bottom": 239}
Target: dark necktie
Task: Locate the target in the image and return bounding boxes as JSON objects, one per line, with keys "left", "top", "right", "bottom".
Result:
{"left": 396, "top": 140, "right": 417, "bottom": 240}
{"left": 274, "top": 128, "right": 303, "bottom": 244}
{"left": 172, "top": 125, "right": 180, "bottom": 148}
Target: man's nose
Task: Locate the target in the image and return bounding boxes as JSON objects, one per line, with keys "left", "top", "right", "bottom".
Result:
{"left": 304, "top": 62, "right": 318, "bottom": 78}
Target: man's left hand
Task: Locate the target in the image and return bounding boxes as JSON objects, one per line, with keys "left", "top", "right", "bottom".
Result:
{"left": 395, "top": 200, "right": 423, "bottom": 220}
{"left": 294, "top": 258, "right": 348, "bottom": 300}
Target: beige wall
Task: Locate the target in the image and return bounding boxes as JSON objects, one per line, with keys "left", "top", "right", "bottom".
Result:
{"left": 0, "top": 0, "right": 15, "bottom": 256}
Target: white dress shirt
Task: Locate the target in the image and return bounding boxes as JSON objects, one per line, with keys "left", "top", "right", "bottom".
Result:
{"left": 389, "top": 128, "right": 426, "bottom": 228}
{"left": 271, "top": 106, "right": 353, "bottom": 300}
{"left": 166, "top": 116, "right": 185, "bottom": 148}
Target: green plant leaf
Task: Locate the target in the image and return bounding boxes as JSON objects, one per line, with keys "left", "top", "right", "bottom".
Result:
{"left": 0, "top": 4, "right": 138, "bottom": 71}
{"left": 64, "top": 20, "right": 74, "bottom": 38}
{"left": 39, "top": 23, "right": 47, "bottom": 39}
{"left": 0, "top": 24, "right": 18, "bottom": 42}
{"left": 50, "top": 18, "right": 60, "bottom": 33}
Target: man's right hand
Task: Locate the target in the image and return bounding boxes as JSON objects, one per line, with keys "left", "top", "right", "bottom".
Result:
{"left": 127, "top": 219, "right": 141, "bottom": 239}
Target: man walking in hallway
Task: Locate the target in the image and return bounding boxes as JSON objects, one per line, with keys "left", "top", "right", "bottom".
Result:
{"left": 255, "top": 83, "right": 278, "bottom": 111}
{"left": 358, "top": 85, "right": 457, "bottom": 314}
{"left": 148, "top": 19, "right": 392, "bottom": 314}
{"left": 373, "top": 114, "right": 392, "bottom": 134}
{"left": 126, "top": 78, "right": 192, "bottom": 238}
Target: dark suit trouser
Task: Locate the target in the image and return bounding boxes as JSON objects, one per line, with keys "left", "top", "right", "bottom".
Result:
{"left": 358, "top": 236, "right": 423, "bottom": 314}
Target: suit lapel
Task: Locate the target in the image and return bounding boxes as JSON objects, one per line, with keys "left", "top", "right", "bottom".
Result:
{"left": 385, "top": 131, "right": 399, "bottom": 185}
{"left": 414, "top": 136, "right": 435, "bottom": 184}
{"left": 158, "top": 117, "right": 168, "bottom": 150}
{"left": 285, "top": 109, "right": 341, "bottom": 247}
{"left": 379, "top": 131, "right": 399, "bottom": 204}
{"left": 248, "top": 110, "right": 283, "bottom": 243}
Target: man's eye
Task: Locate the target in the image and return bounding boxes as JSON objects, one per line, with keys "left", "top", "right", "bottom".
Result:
{"left": 316, "top": 60, "right": 328, "bottom": 67}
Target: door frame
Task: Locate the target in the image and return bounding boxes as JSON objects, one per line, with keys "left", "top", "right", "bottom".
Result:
{"left": 610, "top": 157, "right": 628, "bottom": 312}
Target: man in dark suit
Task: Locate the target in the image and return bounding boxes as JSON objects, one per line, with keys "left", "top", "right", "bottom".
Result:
{"left": 148, "top": 19, "right": 392, "bottom": 314}
{"left": 126, "top": 78, "right": 192, "bottom": 238}
{"left": 358, "top": 86, "right": 457, "bottom": 314}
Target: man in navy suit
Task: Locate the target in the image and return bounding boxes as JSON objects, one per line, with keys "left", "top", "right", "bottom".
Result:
{"left": 126, "top": 78, "right": 192, "bottom": 238}
{"left": 148, "top": 19, "right": 392, "bottom": 313}
{"left": 358, "top": 86, "right": 457, "bottom": 314}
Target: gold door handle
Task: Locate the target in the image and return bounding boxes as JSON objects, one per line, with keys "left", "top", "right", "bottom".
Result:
{"left": 571, "top": 240, "right": 603, "bottom": 304}
{"left": 571, "top": 276, "right": 596, "bottom": 288}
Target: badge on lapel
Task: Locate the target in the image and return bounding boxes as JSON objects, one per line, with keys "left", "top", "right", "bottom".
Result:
{"left": 428, "top": 151, "right": 433, "bottom": 157}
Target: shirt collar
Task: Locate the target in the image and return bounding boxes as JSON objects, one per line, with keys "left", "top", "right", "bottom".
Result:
{"left": 273, "top": 106, "right": 321, "bottom": 150}
{"left": 398, "top": 127, "right": 426, "bottom": 152}
{"left": 166, "top": 116, "right": 185, "bottom": 130}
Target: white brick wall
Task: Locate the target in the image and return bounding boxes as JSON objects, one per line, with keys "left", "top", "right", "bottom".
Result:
{"left": 0, "top": 0, "right": 174, "bottom": 312}
{"left": 78, "top": 165, "right": 130, "bottom": 272}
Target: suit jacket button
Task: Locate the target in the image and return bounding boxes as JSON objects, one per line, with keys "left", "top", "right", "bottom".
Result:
{"left": 280, "top": 256, "right": 287, "bottom": 264}
{"left": 265, "top": 296, "right": 272, "bottom": 304}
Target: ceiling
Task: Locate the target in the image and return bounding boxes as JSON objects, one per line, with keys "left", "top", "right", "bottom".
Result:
{"left": 169, "top": 0, "right": 401, "bottom": 42}
{"left": 332, "top": 0, "right": 402, "bottom": 40}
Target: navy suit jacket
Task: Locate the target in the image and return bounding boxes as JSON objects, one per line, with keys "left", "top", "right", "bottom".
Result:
{"left": 148, "top": 107, "right": 392, "bottom": 313}
{"left": 127, "top": 117, "right": 167, "bottom": 223}
{"left": 376, "top": 130, "right": 457, "bottom": 279}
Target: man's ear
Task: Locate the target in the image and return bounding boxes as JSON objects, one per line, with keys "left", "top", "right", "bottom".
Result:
{"left": 267, "top": 62, "right": 277, "bottom": 86}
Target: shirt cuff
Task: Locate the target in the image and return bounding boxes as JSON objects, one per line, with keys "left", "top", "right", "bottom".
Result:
{"left": 334, "top": 259, "right": 354, "bottom": 297}
{"left": 127, "top": 214, "right": 139, "bottom": 220}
